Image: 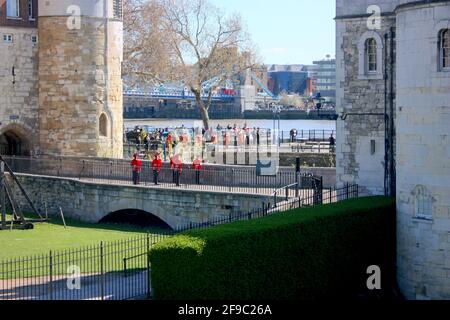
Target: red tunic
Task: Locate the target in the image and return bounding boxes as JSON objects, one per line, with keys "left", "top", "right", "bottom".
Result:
{"left": 171, "top": 157, "right": 183, "bottom": 172}
{"left": 174, "top": 162, "right": 183, "bottom": 172}
{"left": 152, "top": 158, "right": 162, "bottom": 172}
{"left": 131, "top": 158, "right": 142, "bottom": 172}
{"left": 192, "top": 160, "right": 203, "bottom": 171}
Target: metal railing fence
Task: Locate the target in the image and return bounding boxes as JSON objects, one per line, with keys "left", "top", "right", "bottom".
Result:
{"left": 2, "top": 155, "right": 324, "bottom": 197}
{"left": 0, "top": 183, "right": 358, "bottom": 301}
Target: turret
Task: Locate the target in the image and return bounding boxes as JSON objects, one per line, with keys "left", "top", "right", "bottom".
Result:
{"left": 38, "top": 0, "right": 123, "bottom": 158}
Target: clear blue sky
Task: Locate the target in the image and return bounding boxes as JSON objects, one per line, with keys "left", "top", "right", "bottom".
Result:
{"left": 210, "top": 0, "right": 336, "bottom": 65}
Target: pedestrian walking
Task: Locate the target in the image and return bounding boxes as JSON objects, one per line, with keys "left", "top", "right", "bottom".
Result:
{"left": 329, "top": 134, "right": 336, "bottom": 153}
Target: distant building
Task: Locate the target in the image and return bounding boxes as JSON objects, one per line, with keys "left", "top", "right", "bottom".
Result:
{"left": 309, "top": 58, "right": 336, "bottom": 103}
{"left": 236, "top": 64, "right": 272, "bottom": 110}
{"left": 267, "top": 64, "right": 308, "bottom": 96}
{"left": 305, "top": 78, "right": 317, "bottom": 97}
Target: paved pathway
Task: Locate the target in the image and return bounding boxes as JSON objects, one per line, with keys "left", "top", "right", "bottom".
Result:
{"left": 0, "top": 271, "right": 150, "bottom": 300}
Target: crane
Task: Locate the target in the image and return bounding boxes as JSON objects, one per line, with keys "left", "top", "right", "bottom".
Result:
{"left": 250, "top": 72, "right": 277, "bottom": 99}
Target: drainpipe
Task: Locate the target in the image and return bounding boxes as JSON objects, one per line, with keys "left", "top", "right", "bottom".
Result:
{"left": 382, "top": 26, "right": 397, "bottom": 198}
{"left": 389, "top": 26, "right": 396, "bottom": 197}
{"left": 384, "top": 32, "right": 389, "bottom": 197}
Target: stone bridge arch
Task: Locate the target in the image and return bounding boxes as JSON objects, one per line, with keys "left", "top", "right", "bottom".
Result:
{"left": 99, "top": 209, "right": 173, "bottom": 230}
{"left": 95, "top": 196, "right": 183, "bottom": 230}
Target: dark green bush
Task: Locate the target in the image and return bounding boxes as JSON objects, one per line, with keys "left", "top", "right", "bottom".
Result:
{"left": 150, "top": 197, "right": 396, "bottom": 300}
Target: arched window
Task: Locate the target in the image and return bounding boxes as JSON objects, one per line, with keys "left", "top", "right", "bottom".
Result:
{"left": 358, "top": 31, "right": 383, "bottom": 79}
{"left": 99, "top": 113, "right": 108, "bottom": 137}
{"left": 414, "top": 185, "right": 433, "bottom": 220}
{"left": 440, "top": 29, "right": 449, "bottom": 70}
{"left": 365, "top": 38, "right": 377, "bottom": 73}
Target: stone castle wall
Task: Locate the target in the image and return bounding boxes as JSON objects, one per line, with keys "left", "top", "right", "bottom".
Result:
{"left": 395, "top": 3, "right": 450, "bottom": 300}
{"left": 38, "top": 16, "right": 123, "bottom": 158}
{"left": 0, "top": 26, "right": 39, "bottom": 153}
{"left": 337, "top": 0, "right": 450, "bottom": 299}
{"left": 336, "top": 15, "right": 396, "bottom": 195}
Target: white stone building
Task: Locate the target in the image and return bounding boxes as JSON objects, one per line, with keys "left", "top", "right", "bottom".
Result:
{"left": 336, "top": 0, "right": 450, "bottom": 299}
{"left": 0, "top": 0, "right": 124, "bottom": 158}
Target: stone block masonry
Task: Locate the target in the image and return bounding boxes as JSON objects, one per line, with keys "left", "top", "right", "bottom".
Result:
{"left": 336, "top": 0, "right": 450, "bottom": 300}
{"left": 8, "top": 173, "right": 269, "bottom": 230}
{"left": 0, "top": 26, "right": 39, "bottom": 152}
{"left": 38, "top": 15, "right": 123, "bottom": 158}
{"left": 336, "top": 15, "right": 396, "bottom": 196}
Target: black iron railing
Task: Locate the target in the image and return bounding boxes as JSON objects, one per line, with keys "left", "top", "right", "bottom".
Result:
{"left": 2, "top": 156, "right": 323, "bottom": 197}
{"left": 0, "top": 183, "right": 358, "bottom": 301}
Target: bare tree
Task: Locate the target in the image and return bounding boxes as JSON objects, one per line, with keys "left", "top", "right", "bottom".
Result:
{"left": 123, "top": 0, "right": 177, "bottom": 85}
{"left": 123, "top": 0, "right": 258, "bottom": 130}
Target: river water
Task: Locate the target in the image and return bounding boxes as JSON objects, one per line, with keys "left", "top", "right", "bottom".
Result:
{"left": 125, "top": 119, "right": 336, "bottom": 132}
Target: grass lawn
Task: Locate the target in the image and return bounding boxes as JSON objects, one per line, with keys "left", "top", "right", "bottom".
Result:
{"left": 0, "top": 213, "right": 167, "bottom": 261}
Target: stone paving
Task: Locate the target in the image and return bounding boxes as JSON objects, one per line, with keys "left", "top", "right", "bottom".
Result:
{"left": 0, "top": 271, "right": 150, "bottom": 301}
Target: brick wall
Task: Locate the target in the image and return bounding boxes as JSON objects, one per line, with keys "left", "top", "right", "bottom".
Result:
{"left": 0, "top": 0, "right": 37, "bottom": 28}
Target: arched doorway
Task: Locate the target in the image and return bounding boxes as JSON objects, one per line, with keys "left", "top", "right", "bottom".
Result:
{"left": 99, "top": 209, "right": 173, "bottom": 230}
{"left": 0, "top": 127, "right": 30, "bottom": 156}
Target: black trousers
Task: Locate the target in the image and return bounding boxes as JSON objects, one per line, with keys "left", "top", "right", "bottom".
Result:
{"left": 132, "top": 171, "right": 140, "bottom": 185}
{"left": 195, "top": 170, "right": 201, "bottom": 185}
{"left": 174, "top": 170, "right": 181, "bottom": 186}
{"left": 153, "top": 170, "right": 159, "bottom": 185}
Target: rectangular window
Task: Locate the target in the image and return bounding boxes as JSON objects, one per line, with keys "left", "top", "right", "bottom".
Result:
{"left": 28, "top": 0, "right": 35, "bottom": 20}
{"left": 3, "top": 34, "right": 13, "bottom": 43}
{"left": 113, "top": 0, "right": 123, "bottom": 19}
{"left": 6, "top": 0, "right": 20, "bottom": 18}
{"left": 31, "top": 35, "right": 38, "bottom": 43}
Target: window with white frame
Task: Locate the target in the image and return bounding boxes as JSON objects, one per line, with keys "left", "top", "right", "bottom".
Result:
{"left": 28, "top": 0, "right": 35, "bottom": 20}
{"left": 3, "top": 34, "right": 13, "bottom": 43}
{"left": 440, "top": 29, "right": 450, "bottom": 70}
{"left": 6, "top": 0, "right": 20, "bottom": 18}
{"left": 365, "top": 38, "right": 378, "bottom": 73}
{"left": 31, "top": 35, "right": 38, "bottom": 44}
{"left": 358, "top": 31, "right": 383, "bottom": 79}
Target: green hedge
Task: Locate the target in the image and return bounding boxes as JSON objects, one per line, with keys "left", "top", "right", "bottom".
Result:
{"left": 150, "top": 197, "right": 396, "bottom": 300}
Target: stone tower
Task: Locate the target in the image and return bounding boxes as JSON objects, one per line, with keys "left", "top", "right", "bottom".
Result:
{"left": 336, "top": 0, "right": 450, "bottom": 299}
{"left": 38, "top": 0, "right": 123, "bottom": 158}
{"left": 0, "top": 0, "right": 38, "bottom": 156}
{"left": 395, "top": 1, "right": 450, "bottom": 300}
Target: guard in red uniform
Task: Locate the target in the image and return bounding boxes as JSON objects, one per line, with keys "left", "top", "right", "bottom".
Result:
{"left": 131, "top": 153, "right": 142, "bottom": 185}
{"left": 192, "top": 157, "right": 203, "bottom": 185}
{"left": 152, "top": 153, "right": 162, "bottom": 185}
{"left": 171, "top": 154, "right": 183, "bottom": 186}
